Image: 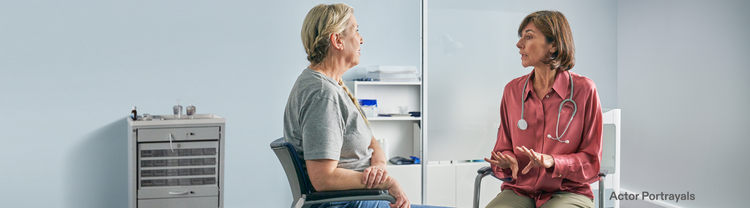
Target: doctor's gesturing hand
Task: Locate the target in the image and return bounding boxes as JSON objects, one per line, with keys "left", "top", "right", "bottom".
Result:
{"left": 484, "top": 151, "right": 519, "bottom": 179}
{"left": 516, "top": 146, "right": 555, "bottom": 175}
{"left": 484, "top": 145, "right": 557, "bottom": 179}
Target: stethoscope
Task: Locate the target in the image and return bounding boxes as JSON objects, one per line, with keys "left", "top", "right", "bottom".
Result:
{"left": 517, "top": 71, "right": 577, "bottom": 143}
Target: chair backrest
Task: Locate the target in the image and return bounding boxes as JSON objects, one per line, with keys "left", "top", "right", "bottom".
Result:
{"left": 600, "top": 124, "right": 617, "bottom": 174}
{"left": 271, "top": 137, "right": 316, "bottom": 200}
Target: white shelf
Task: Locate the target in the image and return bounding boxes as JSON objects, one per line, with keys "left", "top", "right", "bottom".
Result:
{"left": 369, "top": 116, "right": 421, "bottom": 121}
{"left": 354, "top": 81, "right": 421, "bottom": 86}
{"left": 387, "top": 163, "right": 421, "bottom": 167}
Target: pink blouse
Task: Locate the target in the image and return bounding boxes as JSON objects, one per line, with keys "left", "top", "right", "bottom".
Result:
{"left": 492, "top": 69, "right": 603, "bottom": 207}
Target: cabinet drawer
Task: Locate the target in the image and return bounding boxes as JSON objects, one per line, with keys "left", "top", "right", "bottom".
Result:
{"left": 139, "top": 196, "right": 218, "bottom": 208}
{"left": 138, "top": 127, "right": 220, "bottom": 142}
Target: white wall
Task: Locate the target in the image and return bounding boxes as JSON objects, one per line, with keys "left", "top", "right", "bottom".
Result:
{"left": 618, "top": 0, "right": 750, "bottom": 207}
{"left": 425, "top": 0, "right": 618, "bottom": 161}
{"left": 0, "top": 1, "right": 420, "bottom": 207}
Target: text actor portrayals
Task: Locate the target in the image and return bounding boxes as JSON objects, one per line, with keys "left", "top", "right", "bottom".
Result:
{"left": 610, "top": 191, "right": 695, "bottom": 203}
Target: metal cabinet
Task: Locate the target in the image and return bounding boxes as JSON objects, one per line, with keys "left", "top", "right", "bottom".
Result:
{"left": 128, "top": 114, "right": 225, "bottom": 208}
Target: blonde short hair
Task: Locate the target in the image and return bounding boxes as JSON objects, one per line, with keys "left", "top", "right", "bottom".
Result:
{"left": 301, "top": 3, "right": 354, "bottom": 65}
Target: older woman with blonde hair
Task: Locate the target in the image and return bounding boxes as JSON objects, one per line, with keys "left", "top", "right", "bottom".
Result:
{"left": 483, "top": 10, "right": 603, "bottom": 208}
{"left": 284, "top": 3, "right": 449, "bottom": 208}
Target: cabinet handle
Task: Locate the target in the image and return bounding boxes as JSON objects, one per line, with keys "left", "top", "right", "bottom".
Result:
{"left": 168, "top": 191, "right": 190, "bottom": 195}
{"left": 169, "top": 133, "right": 175, "bottom": 152}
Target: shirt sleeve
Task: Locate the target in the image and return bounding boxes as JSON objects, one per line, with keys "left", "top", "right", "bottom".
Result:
{"left": 547, "top": 84, "right": 603, "bottom": 184}
{"left": 492, "top": 87, "right": 517, "bottom": 179}
{"left": 300, "top": 94, "right": 345, "bottom": 161}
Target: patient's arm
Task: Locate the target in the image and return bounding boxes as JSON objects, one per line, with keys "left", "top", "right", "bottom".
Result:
{"left": 306, "top": 159, "right": 393, "bottom": 191}
{"left": 307, "top": 159, "right": 411, "bottom": 208}
{"left": 362, "top": 136, "right": 389, "bottom": 188}
{"left": 368, "top": 136, "right": 387, "bottom": 167}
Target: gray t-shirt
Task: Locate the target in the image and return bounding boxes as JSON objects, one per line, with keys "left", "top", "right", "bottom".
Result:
{"left": 283, "top": 68, "right": 373, "bottom": 171}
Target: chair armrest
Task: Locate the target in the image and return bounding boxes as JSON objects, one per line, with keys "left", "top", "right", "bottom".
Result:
{"left": 599, "top": 169, "right": 609, "bottom": 177}
{"left": 477, "top": 166, "right": 493, "bottom": 174}
{"left": 306, "top": 189, "right": 396, "bottom": 205}
{"left": 270, "top": 138, "right": 286, "bottom": 148}
{"left": 477, "top": 166, "right": 511, "bottom": 182}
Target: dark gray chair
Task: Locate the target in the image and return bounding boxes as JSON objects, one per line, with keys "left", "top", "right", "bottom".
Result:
{"left": 271, "top": 138, "right": 396, "bottom": 208}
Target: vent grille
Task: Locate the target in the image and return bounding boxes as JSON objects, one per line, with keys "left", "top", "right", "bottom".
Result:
{"left": 141, "top": 148, "right": 216, "bottom": 157}
{"left": 138, "top": 145, "right": 219, "bottom": 188}
{"left": 141, "top": 177, "right": 217, "bottom": 187}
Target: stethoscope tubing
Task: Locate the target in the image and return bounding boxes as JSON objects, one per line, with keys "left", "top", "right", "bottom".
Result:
{"left": 517, "top": 70, "right": 577, "bottom": 143}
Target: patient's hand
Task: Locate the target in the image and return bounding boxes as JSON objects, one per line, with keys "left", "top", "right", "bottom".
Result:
{"left": 387, "top": 179, "right": 410, "bottom": 208}
{"left": 484, "top": 151, "right": 519, "bottom": 179}
{"left": 362, "top": 165, "right": 389, "bottom": 189}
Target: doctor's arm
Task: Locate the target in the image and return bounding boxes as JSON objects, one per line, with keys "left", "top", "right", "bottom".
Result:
{"left": 546, "top": 86, "right": 603, "bottom": 184}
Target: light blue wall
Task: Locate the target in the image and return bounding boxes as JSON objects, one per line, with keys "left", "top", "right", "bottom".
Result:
{"left": 6, "top": 0, "right": 746, "bottom": 207}
{"left": 424, "top": 0, "right": 618, "bottom": 161}
{"left": 0, "top": 1, "right": 420, "bottom": 207}
{"left": 618, "top": 0, "right": 750, "bottom": 207}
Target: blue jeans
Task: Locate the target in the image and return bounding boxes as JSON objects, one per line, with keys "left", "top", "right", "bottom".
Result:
{"left": 310, "top": 200, "right": 452, "bottom": 208}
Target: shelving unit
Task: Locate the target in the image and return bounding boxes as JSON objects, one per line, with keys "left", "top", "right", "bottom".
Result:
{"left": 353, "top": 81, "right": 422, "bottom": 158}
{"left": 353, "top": 81, "right": 421, "bottom": 122}
{"left": 352, "top": 81, "right": 422, "bottom": 202}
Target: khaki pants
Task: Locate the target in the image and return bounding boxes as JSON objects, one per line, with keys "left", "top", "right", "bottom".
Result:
{"left": 485, "top": 189, "right": 594, "bottom": 208}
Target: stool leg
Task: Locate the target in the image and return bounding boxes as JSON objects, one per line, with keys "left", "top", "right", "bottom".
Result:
{"left": 474, "top": 173, "right": 484, "bottom": 208}
{"left": 474, "top": 171, "right": 491, "bottom": 208}
{"left": 599, "top": 175, "right": 605, "bottom": 208}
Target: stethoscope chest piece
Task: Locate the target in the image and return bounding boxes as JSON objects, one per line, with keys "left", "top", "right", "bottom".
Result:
{"left": 517, "top": 118, "right": 528, "bottom": 130}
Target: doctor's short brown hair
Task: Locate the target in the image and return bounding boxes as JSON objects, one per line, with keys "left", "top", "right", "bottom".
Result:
{"left": 518, "top": 10, "right": 575, "bottom": 71}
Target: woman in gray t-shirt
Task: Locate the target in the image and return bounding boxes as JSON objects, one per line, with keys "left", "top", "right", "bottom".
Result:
{"left": 283, "top": 3, "right": 443, "bottom": 208}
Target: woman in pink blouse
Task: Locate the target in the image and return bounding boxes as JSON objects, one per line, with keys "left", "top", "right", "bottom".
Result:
{"left": 483, "top": 10, "right": 603, "bottom": 208}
